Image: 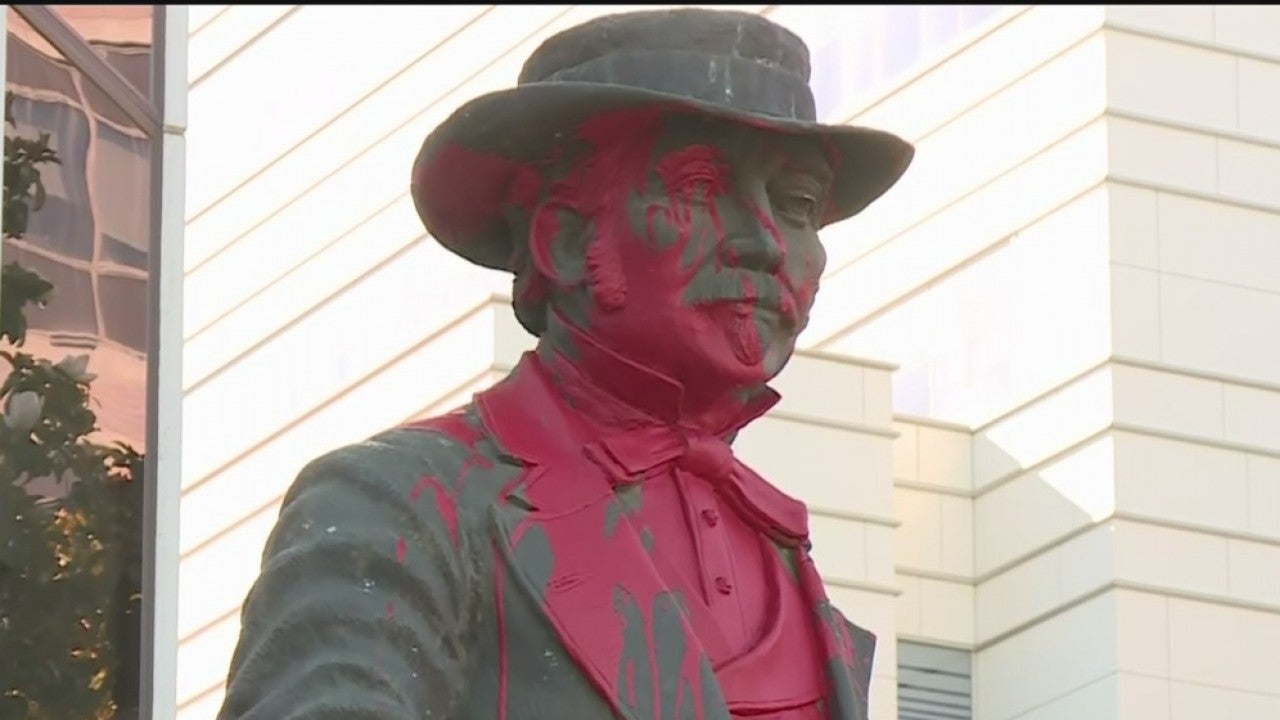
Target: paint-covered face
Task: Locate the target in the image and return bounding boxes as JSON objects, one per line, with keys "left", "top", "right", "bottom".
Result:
{"left": 533, "top": 109, "right": 831, "bottom": 393}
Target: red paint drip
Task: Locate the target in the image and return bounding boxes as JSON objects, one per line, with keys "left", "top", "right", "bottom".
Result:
{"left": 395, "top": 536, "right": 407, "bottom": 565}
{"left": 385, "top": 600, "right": 395, "bottom": 620}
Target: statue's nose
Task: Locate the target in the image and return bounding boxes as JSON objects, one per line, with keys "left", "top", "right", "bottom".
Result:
{"left": 719, "top": 223, "right": 785, "bottom": 274}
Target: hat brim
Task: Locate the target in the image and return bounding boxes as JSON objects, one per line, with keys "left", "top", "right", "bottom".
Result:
{"left": 412, "top": 82, "right": 915, "bottom": 272}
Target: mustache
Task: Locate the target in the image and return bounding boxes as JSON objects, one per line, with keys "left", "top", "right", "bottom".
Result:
{"left": 684, "top": 270, "right": 798, "bottom": 322}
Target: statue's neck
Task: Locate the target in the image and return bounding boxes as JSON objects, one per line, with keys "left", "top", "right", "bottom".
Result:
{"left": 534, "top": 311, "right": 776, "bottom": 437}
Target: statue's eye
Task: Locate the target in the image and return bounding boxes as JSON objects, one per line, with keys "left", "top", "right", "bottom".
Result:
{"left": 773, "top": 189, "right": 820, "bottom": 226}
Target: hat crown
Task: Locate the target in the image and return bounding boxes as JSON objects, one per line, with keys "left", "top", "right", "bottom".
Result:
{"left": 514, "top": 9, "right": 819, "bottom": 124}
{"left": 520, "top": 10, "right": 811, "bottom": 85}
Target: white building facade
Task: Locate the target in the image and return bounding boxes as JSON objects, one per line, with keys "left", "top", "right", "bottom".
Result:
{"left": 9, "top": 5, "right": 1276, "bottom": 720}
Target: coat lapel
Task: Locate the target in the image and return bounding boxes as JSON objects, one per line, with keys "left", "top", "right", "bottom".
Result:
{"left": 480, "top": 353, "right": 732, "bottom": 720}
{"left": 797, "top": 550, "right": 876, "bottom": 720}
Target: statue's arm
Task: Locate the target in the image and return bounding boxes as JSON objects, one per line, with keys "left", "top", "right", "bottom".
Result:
{"left": 217, "top": 439, "right": 479, "bottom": 720}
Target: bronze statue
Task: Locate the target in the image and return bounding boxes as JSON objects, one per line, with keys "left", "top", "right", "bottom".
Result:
{"left": 217, "top": 9, "right": 913, "bottom": 719}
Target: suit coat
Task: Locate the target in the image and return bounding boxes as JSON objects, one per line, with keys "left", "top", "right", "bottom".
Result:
{"left": 217, "top": 353, "right": 876, "bottom": 720}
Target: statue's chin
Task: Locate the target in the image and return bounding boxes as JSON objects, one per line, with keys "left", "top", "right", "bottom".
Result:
{"left": 726, "top": 311, "right": 765, "bottom": 367}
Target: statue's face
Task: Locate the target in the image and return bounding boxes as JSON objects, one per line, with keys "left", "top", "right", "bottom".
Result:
{"left": 541, "top": 110, "right": 832, "bottom": 388}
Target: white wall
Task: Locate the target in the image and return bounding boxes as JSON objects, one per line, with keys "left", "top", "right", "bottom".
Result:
{"left": 843, "top": 6, "right": 1280, "bottom": 719}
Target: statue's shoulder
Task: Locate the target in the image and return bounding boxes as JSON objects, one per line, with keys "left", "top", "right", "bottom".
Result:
{"left": 295, "top": 402, "right": 518, "bottom": 508}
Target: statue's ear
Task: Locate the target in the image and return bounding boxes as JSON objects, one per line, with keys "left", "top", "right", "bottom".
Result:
{"left": 528, "top": 201, "right": 590, "bottom": 289}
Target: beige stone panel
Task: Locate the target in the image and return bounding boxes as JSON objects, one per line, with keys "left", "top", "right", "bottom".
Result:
{"left": 736, "top": 417, "right": 894, "bottom": 517}
{"left": 1113, "top": 431, "right": 1251, "bottom": 534}
{"left": 1105, "top": 4, "right": 1215, "bottom": 44}
{"left": 1111, "top": 364, "right": 1224, "bottom": 440}
{"left": 1105, "top": 30, "right": 1237, "bottom": 132}
{"left": 1158, "top": 192, "right": 1280, "bottom": 294}
{"left": 1168, "top": 597, "right": 1280, "bottom": 696}
{"left": 974, "top": 591, "right": 1118, "bottom": 720}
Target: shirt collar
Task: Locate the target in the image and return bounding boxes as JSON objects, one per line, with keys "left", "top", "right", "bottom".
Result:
{"left": 537, "top": 310, "right": 781, "bottom": 439}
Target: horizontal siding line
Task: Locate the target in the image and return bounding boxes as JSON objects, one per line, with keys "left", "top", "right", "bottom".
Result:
{"left": 1113, "top": 259, "right": 1280, "bottom": 298}
{"left": 179, "top": 605, "right": 239, "bottom": 646}
{"left": 1118, "top": 671, "right": 1280, "bottom": 702}
{"left": 180, "top": 363, "right": 505, "bottom": 559}
{"left": 798, "top": 346, "right": 899, "bottom": 371}
{"left": 893, "top": 480, "right": 973, "bottom": 499}
{"left": 1112, "top": 421, "right": 1280, "bottom": 463}
{"left": 177, "top": 680, "right": 223, "bottom": 713}
{"left": 183, "top": 226, "right": 425, "bottom": 395}
{"left": 972, "top": 424, "right": 1113, "bottom": 501}
{"left": 1103, "top": 20, "right": 1280, "bottom": 66}
{"left": 188, "top": 5, "right": 302, "bottom": 90}
{"left": 895, "top": 633, "right": 974, "bottom": 652}
{"left": 810, "top": 228, "right": 1016, "bottom": 352}
{"left": 810, "top": 506, "right": 902, "bottom": 529}
{"left": 1115, "top": 512, "right": 1280, "bottom": 550}
{"left": 987, "top": 667, "right": 1117, "bottom": 719}
{"left": 971, "top": 358, "right": 1109, "bottom": 435}
{"left": 1108, "top": 175, "right": 1280, "bottom": 219}
{"left": 867, "top": 18, "right": 1099, "bottom": 152}
{"left": 892, "top": 413, "right": 973, "bottom": 434}
{"left": 974, "top": 510, "right": 1280, "bottom": 593}
{"left": 179, "top": 421, "right": 902, "bottom": 567}
{"left": 820, "top": 24, "right": 1109, "bottom": 290}
{"left": 976, "top": 580, "right": 1280, "bottom": 651}
{"left": 185, "top": 4, "right": 496, "bottom": 224}
{"left": 837, "top": 5, "right": 1034, "bottom": 128}
{"left": 810, "top": 145, "right": 1109, "bottom": 351}
{"left": 974, "top": 582, "right": 1113, "bottom": 650}
{"left": 183, "top": 5, "right": 574, "bottom": 275}
{"left": 974, "top": 414, "right": 1280, "bottom": 508}
{"left": 1112, "top": 355, "right": 1280, "bottom": 398}
{"left": 181, "top": 490, "right": 278, "bottom": 563}
{"left": 392, "top": 365, "right": 505, "bottom": 427}
{"left": 183, "top": 189, "right": 410, "bottom": 350}
{"left": 973, "top": 521, "right": 1105, "bottom": 585}
{"left": 824, "top": 576, "right": 903, "bottom": 597}
{"left": 766, "top": 408, "right": 899, "bottom": 439}
{"left": 188, "top": 6, "right": 233, "bottom": 38}
{"left": 1107, "top": 106, "right": 1280, "bottom": 154}
{"left": 181, "top": 294, "right": 499, "bottom": 495}
{"left": 896, "top": 567, "right": 974, "bottom": 585}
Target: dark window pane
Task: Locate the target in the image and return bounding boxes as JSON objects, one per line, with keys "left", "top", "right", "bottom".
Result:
{"left": 898, "top": 641, "right": 973, "bottom": 720}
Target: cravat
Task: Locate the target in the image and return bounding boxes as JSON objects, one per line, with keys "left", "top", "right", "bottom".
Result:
{"left": 582, "top": 424, "right": 809, "bottom": 548}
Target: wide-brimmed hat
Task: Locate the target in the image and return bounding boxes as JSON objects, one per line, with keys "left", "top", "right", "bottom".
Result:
{"left": 411, "top": 8, "right": 915, "bottom": 272}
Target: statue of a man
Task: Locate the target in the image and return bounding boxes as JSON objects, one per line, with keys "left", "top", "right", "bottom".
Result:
{"left": 218, "top": 9, "right": 913, "bottom": 720}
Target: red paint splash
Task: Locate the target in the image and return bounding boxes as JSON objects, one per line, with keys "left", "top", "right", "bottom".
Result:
{"left": 395, "top": 536, "right": 407, "bottom": 565}
{"left": 409, "top": 474, "right": 459, "bottom": 549}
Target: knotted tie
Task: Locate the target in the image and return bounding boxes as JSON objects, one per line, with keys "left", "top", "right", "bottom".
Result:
{"left": 582, "top": 424, "right": 809, "bottom": 548}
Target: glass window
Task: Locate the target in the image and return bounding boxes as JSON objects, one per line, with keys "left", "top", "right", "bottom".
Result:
{"left": 49, "top": 5, "right": 154, "bottom": 99}
{"left": 1, "top": 6, "right": 158, "bottom": 719}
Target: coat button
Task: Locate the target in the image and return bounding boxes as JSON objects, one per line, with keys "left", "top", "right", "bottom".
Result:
{"left": 714, "top": 576, "right": 733, "bottom": 595}
{"left": 700, "top": 508, "right": 720, "bottom": 527}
